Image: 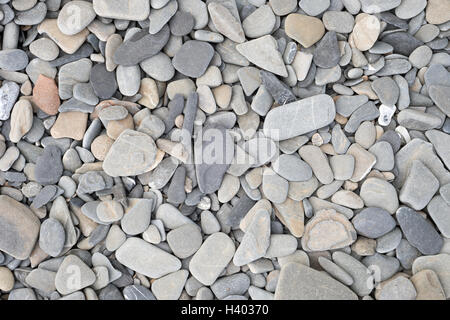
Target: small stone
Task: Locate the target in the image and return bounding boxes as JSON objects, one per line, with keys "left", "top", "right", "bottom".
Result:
{"left": 426, "top": 0, "right": 450, "bottom": 25}
{"left": 323, "top": 11, "right": 355, "bottom": 33}
{"left": 9, "top": 100, "right": 33, "bottom": 143}
{"left": 116, "top": 237, "right": 181, "bottom": 278}
{"left": 38, "top": 19, "right": 90, "bottom": 54}
{"left": 313, "top": 31, "right": 340, "bottom": 68}
{"left": 368, "top": 141, "right": 395, "bottom": 171}
{"left": 409, "top": 45, "right": 433, "bottom": 69}
{"left": 189, "top": 232, "right": 236, "bottom": 285}
{"left": 299, "top": 0, "right": 330, "bottom": 16}
{"left": 411, "top": 269, "right": 446, "bottom": 300}
{"left": 29, "top": 38, "right": 59, "bottom": 61}
{"left": 352, "top": 207, "right": 396, "bottom": 239}
{"left": 236, "top": 35, "right": 287, "bottom": 77}
{"left": 376, "top": 276, "right": 417, "bottom": 300}
{"left": 285, "top": 14, "right": 325, "bottom": 48}
{"left": 208, "top": 2, "right": 245, "bottom": 43}
{"left": 264, "top": 94, "right": 336, "bottom": 141}
{"left": 55, "top": 255, "right": 96, "bottom": 295}
{"left": 395, "top": 0, "right": 427, "bottom": 19}
{"left": 167, "top": 224, "right": 202, "bottom": 259}
{"left": 93, "top": 0, "right": 150, "bottom": 20}
{"left": 399, "top": 160, "right": 439, "bottom": 210}
{"left": 0, "top": 81, "right": 20, "bottom": 121}
{"left": 35, "top": 145, "right": 63, "bottom": 185}
{"left": 274, "top": 262, "right": 357, "bottom": 300}
{"left": 33, "top": 75, "right": 60, "bottom": 115}
{"left": 172, "top": 40, "right": 214, "bottom": 78}
{"left": 242, "top": 5, "right": 276, "bottom": 39}
{"left": 39, "top": 218, "right": 65, "bottom": 257}
{"left": 233, "top": 210, "right": 271, "bottom": 266}
{"left": 0, "top": 267, "right": 15, "bottom": 292}
{"left": 121, "top": 198, "right": 153, "bottom": 235}
{"left": 262, "top": 168, "right": 289, "bottom": 204}
{"left": 103, "top": 130, "right": 157, "bottom": 177}
{"left": 427, "top": 196, "right": 450, "bottom": 238}
{"left": 332, "top": 251, "right": 373, "bottom": 296}
{"left": 58, "top": 1, "right": 96, "bottom": 35}
{"left": 299, "top": 145, "right": 334, "bottom": 185}
{"left": 51, "top": 111, "right": 88, "bottom": 140}
{"left": 113, "top": 26, "right": 170, "bottom": 66}
{"left": 360, "top": 177, "right": 399, "bottom": 214}
{"left": 330, "top": 155, "right": 355, "bottom": 180}
{"left": 0, "top": 195, "right": 40, "bottom": 260}
{"left": 152, "top": 270, "right": 189, "bottom": 300}
{"left": 301, "top": 209, "right": 357, "bottom": 251}
{"left": 372, "top": 77, "right": 399, "bottom": 107}
{"left": 352, "top": 14, "right": 381, "bottom": 51}
{"left": 0, "top": 49, "right": 29, "bottom": 71}
{"left": 396, "top": 206, "right": 443, "bottom": 255}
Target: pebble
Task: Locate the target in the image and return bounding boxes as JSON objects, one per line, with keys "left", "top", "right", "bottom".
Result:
{"left": 264, "top": 94, "right": 335, "bottom": 141}
{"left": 167, "top": 224, "right": 202, "bottom": 259}
{"left": 103, "top": 130, "right": 157, "bottom": 177}
{"left": 360, "top": 177, "right": 398, "bottom": 214}
{"left": 236, "top": 35, "right": 287, "bottom": 77}
{"left": 0, "top": 0, "right": 447, "bottom": 302}
{"left": 352, "top": 207, "right": 396, "bottom": 239}
{"left": 274, "top": 262, "right": 357, "bottom": 300}
{"left": 116, "top": 237, "right": 181, "bottom": 278}
{"left": 0, "top": 81, "right": 20, "bottom": 121}
{"left": 173, "top": 40, "right": 214, "bottom": 78}
{"left": 413, "top": 254, "right": 450, "bottom": 298}
{"left": 302, "top": 209, "right": 357, "bottom": 251}
{"left": 39, "top": 218, "right": 65, "bottom": 257}
{"left": 58, "top": 1, "right": 96, "bottom": 35}
{"left": 285, "top": 14, "right": 325, "bottom": 48}
{"left": 396, "top": 206, "right": 443, "bottom": 255}
{"left": 93, "top": 0, "right": 150, "bottom": 21}
{"left": 55, "top": 255, "right": 96, "bottom": 295}
{"left": 189, "top": 232, "right": 235, "bottom": 286}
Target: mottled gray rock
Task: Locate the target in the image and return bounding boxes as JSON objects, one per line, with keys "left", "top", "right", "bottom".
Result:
{"left": 313, "top": 31, "right": 340, "bottom": 68}
{"left": 39, "top": 218, "right": 65, "bottom": 257}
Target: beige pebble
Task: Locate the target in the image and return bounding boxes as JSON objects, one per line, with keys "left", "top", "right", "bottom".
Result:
{"left": 37, "top": 19, "right": 89, "bottom": 54}
{"left": 138, "top": 78, "right": 160, "bottom": 109}
{"left": 51, "top": 111, "right": 88, "bottom": 140}
{"left": 212, "top": 84, "right": 232, "bottom": 108}
{"left": 9, "top": 100, "right": 33, "bottom": 143}
{"left": 0, "top": 267, "right": 14, "bottom": 292}
{"left": 106, "top": 114, "right": 134, "bottom": 140}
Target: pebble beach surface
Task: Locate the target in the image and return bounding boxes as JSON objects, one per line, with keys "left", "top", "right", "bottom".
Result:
{"left": 0, "top": 0, "right": 450, "bottom": 301}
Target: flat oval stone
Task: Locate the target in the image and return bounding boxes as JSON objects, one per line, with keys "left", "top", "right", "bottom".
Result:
{"left": 272, "top": 154, "right": 312, "bottom": 182}
{"left": 395, "top": 0, "right": 426, "bottom": 19}
{"left": 0, "top": 195, "right": 40, "bottom": 260}
{"left": 352, "top": 207, "right": 396, "bottom": 239}
{"left": 172, "top": 40, "right": 214, "bottom": 78}
{"left": 0, "top": 49, "right": 29, "bottom": 71}
{"left": 90, "top": 63, "right": 118, "bottom": 100}
{"left": 35, "top": 145, "right": 64, "bottom": 185}
{"left": 360, "top": 177, "right": 399, "bottom": 214}
{"left": 396, "top": 206, "right": 443, "bottom": 255}
{"left": 39, "top": 218, "right": 65, "bottom": 257}
{"left": 264, "top": 94, "right": 336, "bottom": 141}
{"left": 189, "top": 232, "right": 236, "bottom": 286}
{"left": 116, "top": 237, "right": 181, "bottom": 278}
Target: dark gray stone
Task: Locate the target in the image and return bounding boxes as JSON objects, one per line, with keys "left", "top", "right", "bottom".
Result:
{"left": 396, "top": 206, "right": 443, "bottom": 255}
{"left": 35, "top": 145, "right": 63, "bottom": 185}
{"left": 113, "top": 26, "right": 170, "bottom": 66}
{"left": 89, "top": 63, "right": 118, "bottom": 100}
{"left": 313, "top": 31, "right": 340, "bottom": 68}
{"left": 172, "top": 40, "right": 214, "bottom": 78}
{"left": 352, "top": 207, "right": 396, "bottom": 239}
